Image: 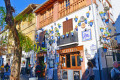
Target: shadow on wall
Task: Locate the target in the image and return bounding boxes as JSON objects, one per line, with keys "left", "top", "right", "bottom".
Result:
{"left": 81, "top": 48, "right": 113, "bottom": 80}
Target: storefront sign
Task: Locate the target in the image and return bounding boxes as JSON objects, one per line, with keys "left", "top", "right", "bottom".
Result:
{"left": 82, "top": 29, "right": 92, "bottom": 41}
{"left": 74, "top": 71, "right": 80, "bottom": 80}
{"left": 57, "top": 46, "right": 83, "bottom": 54}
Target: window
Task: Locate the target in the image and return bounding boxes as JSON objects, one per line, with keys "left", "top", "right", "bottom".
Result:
{"left": 61, "top": 53, "right": 81, "bottom": 69}
{"left": 63, "top": 19, "right": 73, "bottom": 34}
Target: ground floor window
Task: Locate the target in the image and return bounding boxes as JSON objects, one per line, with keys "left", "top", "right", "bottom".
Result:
{"left": 60, "top": 52, "right": 81, "bottom": 69}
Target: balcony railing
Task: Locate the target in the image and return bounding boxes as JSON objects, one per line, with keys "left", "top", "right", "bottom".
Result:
{"left": 57, "top": 31, "right": 78, "bottom": 46}
{"left": 59, "top": 0, "right": 86, "bottom": 18}
{"left": 39, "top": 15, "right": 53, "bottom": 28}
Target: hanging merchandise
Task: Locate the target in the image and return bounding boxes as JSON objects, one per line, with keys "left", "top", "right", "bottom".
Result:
{"left": 100, "top": 27, "right": 104, "bottom": 32}
{"left": 78, "top": 20, "right": 81, "bottom": 26}
{"left": 84, "top": 18, "right": 87, "bottom": 24}
{"left": 58, "top": 23, "right": 61, "bottom": 29}
{"left": 86, "top": 11, "right": 90, "bottom": 18}
{"left": 74, "top": 16, "right": 78, "bottom": 22}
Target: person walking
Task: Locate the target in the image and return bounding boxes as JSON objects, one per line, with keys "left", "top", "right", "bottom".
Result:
{"left": 85, "top": 61, "right": 95, "bottom": 80}
{"left": 4, "top": 63, "right": 10, "bottom": 72}
{"left": 111, "top": 61, "right": 120, "bottom": 80}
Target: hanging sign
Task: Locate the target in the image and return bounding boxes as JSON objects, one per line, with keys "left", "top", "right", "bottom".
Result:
{"left": 82, "top": 29, "right": 92, "bottom": 41}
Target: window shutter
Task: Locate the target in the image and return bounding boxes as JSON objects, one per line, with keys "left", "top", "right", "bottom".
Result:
{"left": 63, "top": 18, "right": 73, "bottom": 34}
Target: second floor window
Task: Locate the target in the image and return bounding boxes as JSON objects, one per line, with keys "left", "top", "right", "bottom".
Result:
{"left": 63, "top": 18, "right": 73, "bottom": 34}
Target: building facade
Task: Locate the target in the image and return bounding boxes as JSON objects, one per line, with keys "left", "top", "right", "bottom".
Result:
{"left": 34, "top": 0, "right": 117, "bottom": 80}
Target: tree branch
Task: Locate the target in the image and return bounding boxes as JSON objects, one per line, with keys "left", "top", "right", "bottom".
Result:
{"left": 0, "top": 28, "right": 7, "bottom": 34}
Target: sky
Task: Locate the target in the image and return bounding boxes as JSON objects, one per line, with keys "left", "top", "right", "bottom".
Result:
{"left": 0, "top": 0, "right": 45, "bottom": 14}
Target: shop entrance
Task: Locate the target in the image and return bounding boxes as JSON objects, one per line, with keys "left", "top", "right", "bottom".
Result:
{"left": 38, "top": 56, "right": 45, "bottom": 77}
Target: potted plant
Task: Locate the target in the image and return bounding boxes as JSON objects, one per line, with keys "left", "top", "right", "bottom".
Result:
{"left": 86, "top": 11, "right": 90, "bottom": 18}
{"left": 105, "top": 19, "right": 109, "bottom": 25}
{"left": 103, "top": 37, "right": 106, "bottom": 41}
{"left": 100, "top": 27, "right": 104, "bottom": 32}
{"left": 80, "top": 56, "right": 83, "bottom": 62}
{"left": 51, "top": 30, "right": 54, "bottom": 34}
{"left": 84, "top": 18, "right": 87, "bottom": 24}
{"left": 78, "top": 20, "right": 81, "bottom": 26}
{"left": 106, "top": 27, "right": 108, "bottom": 31}
{"left": 51, "top": 26, "right": 53, "bottom": 29}
{"left": 58, "top": 23, "right": 61, "bottom": 29}
{"left": 89, "top": 20, "right": 93, "bottom": 27}
{"left": 62, "top": 35, "right": 65, "bottom": 38}
{"left": 108, "top": 28, "right": 112, "bottom": 33}
{"left": 114, "top": 37, "right": 117, "bottom": 40}
{"left": 75, "top": 25, "right": 78, "bottom": 31}
{"left": 42, "top": 41, "right": 44, "bottom": 45}
{"left": 103, "top": 46, "right": 108, "bottom": 53}
{"left": 66, "top": 32, "right": 69, "bottom": 37}
{"left": 22, "top": 61, "right": 25, "bottom": 64}
{"left": 99, "top": 11, "right": 104, "bottom": 17}
{"left": 102, "top": 17, "right": 106, "bottom": 22}
{"left": 112, "top": 23, "right": 115, "bottom": 26}
{"left": 66, "top": 17, "right": 68, "bottom": 21}
{"left": 28, "top": 63, "right": 31, "bottom": 67}
{"left": 57, "top": 33, "right": 60, "bottom": 39}
{"left": 55, "top": 27, "right": 59, "bottom": 33}
{"left": 41, "top": 28, "right": 44, "bottom": 31}
{"left": 51, "top": 35, "right": 54, "bottom": 39}
{"left": 71, "top": 30, "right": 74, "bottom": 36}
{"left": 103, "top": 12, "right": 106, "bottom": 16}
{"left": 74, "top": 16, "right": 78, "bottom": 22}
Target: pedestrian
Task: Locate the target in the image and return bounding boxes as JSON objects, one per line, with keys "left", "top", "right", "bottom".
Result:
{"left": 85, "top": 61, "right": 95, "bottom": 80}
{"left": 1, "top": 64, "right": 4, "bottom": 79}
{"left": 111, "top": 61, "right": 120, "bottom": 80}
{"left": 35, "top": 62, "right": 43, "bottom": 80}
{"left": 4, "top": 63, "right": 10, "bottom": 72}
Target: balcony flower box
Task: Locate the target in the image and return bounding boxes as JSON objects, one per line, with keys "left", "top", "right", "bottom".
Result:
{"left": 86, "top": 11, "right": 90, "bottom": 18}
{"left": 78, "top": 20, "right": 81, "bottom": 26}
{"left": 84, "top": 18, "right": 87, "bottom": 24}
{"left": 100, "top": 27, "right": 104, "bottom": 32}
{"left": 74, "top": 16, "right": 78, "bottom": 22}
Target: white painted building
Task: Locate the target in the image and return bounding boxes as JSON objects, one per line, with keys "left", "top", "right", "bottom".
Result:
{"left": 34, "top": 0, "right": 117, "bottom": 80}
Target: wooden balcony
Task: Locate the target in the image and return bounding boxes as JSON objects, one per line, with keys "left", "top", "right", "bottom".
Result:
{"left": 59, "top": 0, "right": 86, "bottom": 18}
{"left": 39, "top": 15, "right": 53, "bottom": 28}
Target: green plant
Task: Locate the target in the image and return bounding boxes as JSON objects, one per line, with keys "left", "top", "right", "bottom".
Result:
{"left": 66, "top": 32, "right": 69, "bottom": 34}
{"left": 78, "top": 20, "right": 81, "bottom": 23}
{"left": 99, "top": 11, "right": 104, "bottom": 14}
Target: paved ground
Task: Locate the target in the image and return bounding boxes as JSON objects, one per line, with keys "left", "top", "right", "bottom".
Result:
{"left": 20, "top": 74, "right": 30, "bottom": 80}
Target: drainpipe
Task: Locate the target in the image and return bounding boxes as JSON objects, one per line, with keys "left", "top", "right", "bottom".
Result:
{"left": 90, "top": 0, "right": 102, "bottom": 80}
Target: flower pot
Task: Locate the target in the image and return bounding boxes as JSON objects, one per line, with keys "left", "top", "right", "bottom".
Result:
{"left": 56, "top": 30, "right": 59, "bottom": 33}
{"left": 80, "top": 58, "right": 83, "bottom": 62}
{"left": 102, "top": 19, "right": 106, "bottom": 22}
{"left": 78, "top": 23, "right": 81, "bottom": 26}
{"left": 85, "top": 20, "right": 87, "bottom": 24}
{"left": 100, "top": 29, "right": 104, "bottom": 32}
{"left": 66, "top": 34, "right": 69, "bottom": 37}
{"left": 42, "top": 42, "right": 44, "bottom": 45}
{"left": 103, "top": 13, "right": 106, "bottom": 16}
{"left": 75, "top": 18, "right": 78, "bottom": 22}
{"left": 75, "top": 28, "right": 78, "bottom": 31}
{"left": 100, "top": 13, "right": 104, "bottom": 17}
{"left": 86, "top": 13, "right": 89, "bottom": 18}
{"left": 51, "top": 26, "right": 53, "bottom": 29}
{"left": 58, "top": 36, "right": 60, "bottom": 39}
{"left": 51, "top": 31, "right": 54, "bottom": 34}
{"left": 105, "top": 34, "right": 108, "bottom": 37}
{"left": 106, "top": 27, "right": 108, "bottom": 31}
{"left": 51, "top": 36, "right": 54, "bottom": 39}
{"left": 90, "top": 22, "right": 93, "bottom": 27}
{"left": 114, "top": 37, "right": 117, "bottom": 40}
{"left": 107, "top": 39, "right": 110, "bottom": 43}
{"left": 103, "top": 48, "right": 107, "bottom": 53}
{"left": 41, "top": 28, "right": 44, "bottom": 31}
{"left": 71, "top": 32, "right": 74, "bottom": 36}
{"left": 108, "top": 29, "right": 112, "bottom": 33}
{"left": 58, "top": 25, "right": 61, "bottom": 29}
{"left": 66, "top": 17, "right": 68, "bottom": 21}
{"left": 112, "top": 23, "right": 115, "bottom": 26}
{"left": 62, "top": 35, "right": 65, "bottom": 38}
{"left": 105, "top": 20, "right": 109, "bottom": 25}
{"left": 103, "top": 38, "right": 106, "bottom": 41}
